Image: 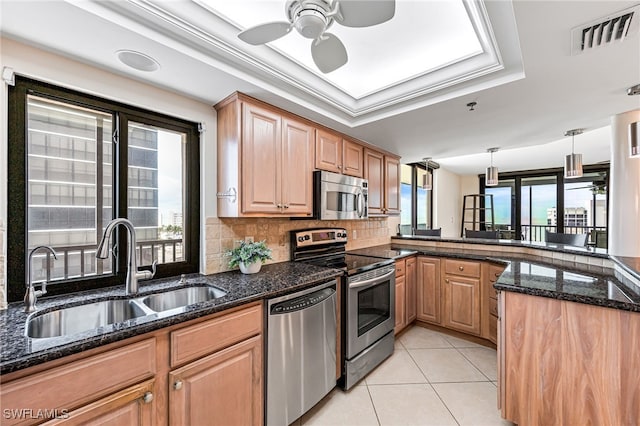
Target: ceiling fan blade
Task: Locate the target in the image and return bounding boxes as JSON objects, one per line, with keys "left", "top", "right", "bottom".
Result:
{"left": 238, "top": 21, "right": 292, "bottom": 45}
{"left": 567, "top": 186, "right": 594, "bottom": 190}
{"left": 311, "top": 33, "right": 348, "bottom": 73}
{"left": 335, "top": 0, "right": 395, "bottom": 28}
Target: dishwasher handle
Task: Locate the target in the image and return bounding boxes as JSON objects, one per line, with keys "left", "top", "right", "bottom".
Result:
{"left": 270, "top": 286, "right": 336, "bottom": 315}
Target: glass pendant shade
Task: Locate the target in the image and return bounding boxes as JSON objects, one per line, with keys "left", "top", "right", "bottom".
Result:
{"left": 630, "top": 121, "right": 639, "bottom": 157}
{"left": 486, "top": 166, "right": 499, "bottom": 186}
{"left": 422, "top": 172, "right": 433, "bottom": 190}
{"left": 564, "top": 153, "right": 583, "bottom": 178}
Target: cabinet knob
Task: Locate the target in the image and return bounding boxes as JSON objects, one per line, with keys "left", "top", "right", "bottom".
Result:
{"left": 173, "top": 380, "right": 183, "bottom": 390}
{"left": 495, "top": 272, "right": 501, "bottom": 277}
{"left": 142, "top": 392, "right": 154, "bottom": 404}
{"left": 445, "top": 279, "right": 449, "bottom": 283}
{"left": 337, "top": 165, "right": 342, "bottom": 169}
{"left": 459, "top": 266, "right": 464, "bottom": 271}
{"left": 284, "top": 204, "right": 289, "bottom": 209}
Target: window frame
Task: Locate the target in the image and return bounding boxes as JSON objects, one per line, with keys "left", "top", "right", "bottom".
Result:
{"left": 7, "top": 76, "right": 200, "bottom": 302}
{"left": 400, "top": 162, "right": 434, "bottom": 233}
{"left": 479, "top": 164, "right": 609, "bottom": 242}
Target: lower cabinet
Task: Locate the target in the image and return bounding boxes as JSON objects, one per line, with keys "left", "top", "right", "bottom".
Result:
{"left": 405, "top": 257, "right": 417, "bottom": 324}
{"left": 442, "top": 259, "right": 482, "bottom": 336}
{"left": 169, "top": 336, "right": 262, "bottom": 426}
{"left": 1, "top": 303, "right": 263, "bottom": 426}
{"left": 416, "top": 257, "right": 441, "bottom": 324}
{"left": 394, "top": 259, "right": 406, "bottom": 334}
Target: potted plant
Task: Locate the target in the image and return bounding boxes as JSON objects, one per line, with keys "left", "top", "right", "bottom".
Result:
{"left": 227, "top": 240, "right": 272, "bottom": 274}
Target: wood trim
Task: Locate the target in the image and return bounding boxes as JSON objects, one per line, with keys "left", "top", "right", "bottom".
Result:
{"left": 170, "top": 304, "right": 263, "bottom": 367}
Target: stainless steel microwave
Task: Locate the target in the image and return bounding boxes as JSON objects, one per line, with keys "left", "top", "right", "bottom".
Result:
{"left": 314, "top": 171, "right": 368, "bottom": 220}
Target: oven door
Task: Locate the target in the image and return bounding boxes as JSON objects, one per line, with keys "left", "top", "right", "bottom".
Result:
{"left": 346, "top": 266, "right": 395, "bottom": 358}
{"left": 319, "top": 181, "right": 367, "bottom": 220}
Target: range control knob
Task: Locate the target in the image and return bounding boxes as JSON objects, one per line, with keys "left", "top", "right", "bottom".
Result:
{"left": 304, "top": 235, "right": 310, "bottom": 240}
{"left": 298, "top": 236, "right": 304, "bottom": 242}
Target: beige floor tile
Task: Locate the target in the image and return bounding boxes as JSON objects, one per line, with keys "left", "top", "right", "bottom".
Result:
{"left": 368, "top": 384, "right": 457, "bottom": 426}
{"left": 442, "top": 334, "right": 485, "bottom": 348}
{"left": 432, "top": 382, "right": 514, "bottom": 426}
{"left": 409, "top": 348, "right": 487, "bottom": 383}
{"left": 301, "top": 386, "right": 379, "bottom": 426}
{"left": 458, "top": 347, "right": 498, "bottom": 381}
{"left": 398, "top": 326, "right": 453, "bottom": 349}
{"left": 365, "top": 349, "right": 427, "bottom": 385}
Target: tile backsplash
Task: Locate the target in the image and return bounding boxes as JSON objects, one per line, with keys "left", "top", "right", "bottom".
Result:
{"left": 205, "top": 217, "right": 393, "bottom": 274}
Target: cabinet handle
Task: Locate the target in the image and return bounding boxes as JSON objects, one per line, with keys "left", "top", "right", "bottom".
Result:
{"left": 173, "top": 380, "right": 183, "bottom": 391}
{"left": 276, "top": 203, "right": 283, "bottom": 209}
{"left": 337, "top": 165, "right": 342, "bottom": 169}
{"left": 495, "top": 272, "right": 501, "bottom": 277}
{"left": 142, "top": 392, "right": 154, "bottom": 404}
{"left": 445, "top": 279, "right": 449, "bottom": 283}
{"left": 284, "top": 204, "right": 289, "bottom": 209}
{"left": 459, "top": 266, "right": 464, "bottom": 271}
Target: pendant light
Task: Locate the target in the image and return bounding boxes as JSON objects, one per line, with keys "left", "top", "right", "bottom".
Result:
{"left": 485, "top": 148, "right": 499, "bottom": 187}
{"left": 422, "top": 157, "right": 433, "bottom": 190}
{"left": 564, "top": 129, "right": 583, "bottom": 179}
{"left": 630, "top": 121, "right": 639, "bottom": 157}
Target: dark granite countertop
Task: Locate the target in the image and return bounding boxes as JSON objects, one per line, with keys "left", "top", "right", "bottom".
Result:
{"left": 0, "top": 262, "right": 342, "bottom": 375}
{"left": 357, "top": 243, "right": 640, "bottom": 313}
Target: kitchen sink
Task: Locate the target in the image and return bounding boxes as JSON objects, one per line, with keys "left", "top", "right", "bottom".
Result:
{"left": 25, "top": 299, "right": 149, "bottom": 339}
{"left": 25, "top": 284, "right": 228, "bottom": 339}
{"left": 140, "top": 285, "right": 227, "bottom": 312}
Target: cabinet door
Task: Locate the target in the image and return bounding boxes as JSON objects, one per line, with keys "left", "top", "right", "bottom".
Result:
{"left": 405, "top": 257, "right": 417, "bottom": 324}
{"left": 364, "top": 149, "right": 384, "bottom": 215}
{"left": 169, "top": 336, "right": 263, "bottom": 426}
{"left": 315, "top": 129, "right": 342, "bottom": 173}
{"left": 342, "top": 138, "right": 364, "bottom": 177}
{"left": 443, "top": 275, "right": 481, "bottom": 335}
{"left": 394, "top": 275, "right": 406, "bottom": 334}
{"left": 242, "top": 103, "right": 281, "bottom": 213}
{"left": 417, "top": 257, "right": 441, "bottom": 324}
{"left": 281, "top": 117, "right": 314, "bottom": 215}
{"left": 384, "top": 156, "right": 401, "bottom": 215}
{"left": 44, "top": 380, "right": 155, "bottom": 426}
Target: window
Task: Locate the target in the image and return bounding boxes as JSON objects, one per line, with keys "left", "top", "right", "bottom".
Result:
{"left": 398, "top": 163, "right": 433, "bottom": 234}
{"left": 480, "top": 165, "right": 608, "bottom": 246}
{"left": 7, "top": 77, "right": 200, "bottom": 302}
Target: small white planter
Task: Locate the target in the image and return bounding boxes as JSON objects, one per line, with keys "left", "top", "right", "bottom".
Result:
{"left": 239, "top": 261, "right": 262, "bottom": 274}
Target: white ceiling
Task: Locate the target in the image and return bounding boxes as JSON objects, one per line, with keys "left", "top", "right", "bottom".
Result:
{"left": 1, "top": 0, "right": 639, "bottom": 175}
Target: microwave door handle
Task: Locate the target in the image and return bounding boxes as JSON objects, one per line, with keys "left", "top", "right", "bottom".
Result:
{"left": 349, "top": 270, "right": 395, "bottom": 289}
{"left": 356, "top": 192, "right": 364, "bottom": 217}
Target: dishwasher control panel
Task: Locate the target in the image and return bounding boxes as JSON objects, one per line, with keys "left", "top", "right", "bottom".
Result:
{"left": 270, "top": 286, "right": 335, "bottom": 314}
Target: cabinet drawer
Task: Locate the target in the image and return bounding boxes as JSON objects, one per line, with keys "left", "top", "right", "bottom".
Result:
{"left": 395, "top": 260, "right": 406, "bottom": 277}
{"left": 171, "top": 304, "right": 262, "bottom": 367}
{"left": 1, "top": 339, "right": 156, "bottom": 424}
{"left": 489, "top": 297, "right": 498, "bottom": 317}
{"left": 444, "top": 259, "right": 481, "bottom": 278}
{"left": 488, "top": 264, "right": 505, "bottom": 283}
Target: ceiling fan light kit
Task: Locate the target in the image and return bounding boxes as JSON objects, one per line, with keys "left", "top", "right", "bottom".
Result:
{"left": 237, "top": 0, "right": 395, "bottom": 73}
{"left": 564, "top": 129, "right": 584, "bottom": 178}
{"left": 485, "top": 148, "right": 499, "bottom": 186}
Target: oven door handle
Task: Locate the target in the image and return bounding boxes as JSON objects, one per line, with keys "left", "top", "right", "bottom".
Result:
{"left": 349, "top": 270, "right": 395, "bottom": 289}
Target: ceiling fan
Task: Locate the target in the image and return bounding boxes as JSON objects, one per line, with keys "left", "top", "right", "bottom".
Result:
{"left": 567, "top": 175, "right": 607, "bottom": 195}
{"left": 237, "top": 0, "right": 396, "bottom": 73}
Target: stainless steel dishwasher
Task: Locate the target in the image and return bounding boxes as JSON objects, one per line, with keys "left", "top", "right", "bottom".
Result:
{"left": 266, "top": 280, "right": 337, "bottom": 426}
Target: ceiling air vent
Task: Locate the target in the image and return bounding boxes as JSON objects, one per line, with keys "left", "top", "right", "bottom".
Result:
{"left": 571, "top": 5, "right": 640, "bottom": 55}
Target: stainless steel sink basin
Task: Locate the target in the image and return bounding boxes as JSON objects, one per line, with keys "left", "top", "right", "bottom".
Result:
{"left": 25, "top": 299, "right": 149, "bottom": 339}
{"left": 140, "top": 285, "right": 227, "bottom": 312}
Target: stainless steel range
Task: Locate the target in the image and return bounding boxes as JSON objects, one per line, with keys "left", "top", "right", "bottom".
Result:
{"left": 291, "top": 228, "right": 396, "bottom": 390}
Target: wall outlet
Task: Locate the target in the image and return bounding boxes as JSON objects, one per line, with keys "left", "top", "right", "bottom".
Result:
{"left": 245, "top": 236, "right": 254, "bottom": 243}
{"left": 353, "top": 230, "right": 357, "bottom": 239}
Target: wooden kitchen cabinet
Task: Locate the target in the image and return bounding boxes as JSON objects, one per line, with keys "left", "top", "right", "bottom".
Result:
{"left": 169, "top": 336, "right": 262, "bottom": 426}
{"left": 499, "top": 291, "right": 640, "bottom": 425}
{"left": 394, "top": 273, "right": 406, "bottom": 334}
{"left": 416, "top": 256, "right": 441, "bottom": 324}
{"left": 482, "top": 263, "right": 505, "bottom": 343}
{"left": 216, "top": 93, "right": 314, "bottom": 217}
{"left": 405, "top": 257, "right": 417, "bottom": 324}
{"left": 442, "top": 259, "right": 481, "bottom": 336}
{"left": 315, "top": 132, "right": 364, "bottom": 178}
{"left": 364, "top": 148, "right": 401, "bottom": 216}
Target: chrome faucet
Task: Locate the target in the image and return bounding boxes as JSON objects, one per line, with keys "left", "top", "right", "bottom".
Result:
{"left": 24, "top": 245, "right": 58, "bottom": 313}
{"left": 96, "top": 218, "right": 156, "bottom": 295}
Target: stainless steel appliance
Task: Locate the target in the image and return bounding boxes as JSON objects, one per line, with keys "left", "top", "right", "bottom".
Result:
{"left": 291, "top": 228, "right": 395, "bottom": 391}
{"left": 266, "top": 280, "right": 337, "bottom": 426}
{"left": 315, "top": 171, "right": 368, "bottom": 220}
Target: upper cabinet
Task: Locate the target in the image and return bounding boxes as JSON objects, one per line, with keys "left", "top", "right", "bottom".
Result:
{"left": 216, "top": 94, "right": 314, "bottom": 217}
{"left": 364, "top": 148, "right": 401, "bottom": 216}
{"left": 215, "top": 92, "right": 399, "bottom": 218}
{"left": 315, "top": 132, "right": 364, "bottom": 178}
